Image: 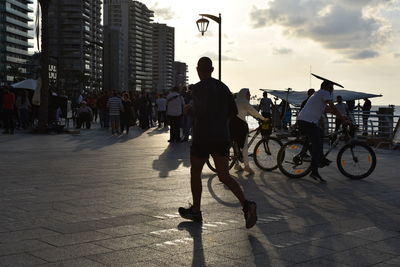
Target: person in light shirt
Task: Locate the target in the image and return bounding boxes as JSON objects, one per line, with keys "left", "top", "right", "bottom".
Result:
{"left": 334, "top": 95, "right": 349, "bottom": 131}
{"left": 297, "top": 78, "right": 351, "bottom": 182}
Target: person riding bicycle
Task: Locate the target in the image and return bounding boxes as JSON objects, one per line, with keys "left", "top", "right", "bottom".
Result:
{"left": 297, "top": 74, "right": 351, "bottom": 182}
{"left": 230, "top": 88, "right": 268, "bottom": 174}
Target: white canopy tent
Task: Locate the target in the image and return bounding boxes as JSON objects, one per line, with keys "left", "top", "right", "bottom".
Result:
{"left": 260, "top": 89, "right": 382, "bottom": 106}
{"left": 11, "top": 79, "right": 38, "bottom": 91}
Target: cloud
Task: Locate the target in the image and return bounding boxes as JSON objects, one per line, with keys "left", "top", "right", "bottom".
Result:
{"left": 350, "top": 50, "right": 379, "bottom": 59}
{"left": 273, "top": 47, "right": 293, "bottom": 55}
{"left": 151, "top": 3, "right": 175, "bottom": 20}
{"left": 201, "top": 52, "right": 242, "bottom": 62}
{"left": 394, "top": 53, "right": 400, "bottom": 58}
{"left": 250, "top": 0, "right": 395, "bottom": 60}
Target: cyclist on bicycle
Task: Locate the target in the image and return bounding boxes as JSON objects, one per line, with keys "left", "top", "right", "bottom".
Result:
{"left": 230, "top": 88, "right": 269, "bottom": 174}
{"left": 297, "top": 75, "right": 351, "bottom": 182}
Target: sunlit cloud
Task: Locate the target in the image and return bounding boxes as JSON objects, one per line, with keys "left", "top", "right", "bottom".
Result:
{"left": 201, "top": 51, "right": 242, "bottom": 62}
{"left": 151, "top": 2, "right": 175, "bottom": 20}
{"left": 273, "top": 47, "right": 293, "bottom": 55}
{"left": 250, "top": 0, "right": 396, "bottom": 60}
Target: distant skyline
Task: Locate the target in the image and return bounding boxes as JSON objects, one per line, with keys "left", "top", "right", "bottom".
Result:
{"left": 31, "top": 0, "right": 400, "bottom": 105}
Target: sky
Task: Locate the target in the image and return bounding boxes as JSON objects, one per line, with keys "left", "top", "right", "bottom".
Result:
{"left": 31, "top": 0, "right": 400, "bottom": 105}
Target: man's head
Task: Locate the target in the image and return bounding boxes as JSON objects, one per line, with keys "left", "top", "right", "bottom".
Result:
{"left": 196, "top": 57, "right": 213, "bottom": 80}
{"left": 307, "top": 88, "right": 315, "bottom": 97}
{"left": 336, "top": 95, "right": 343, "bottom": 103}
{"left": 263, "top": 91, "right": 268, "bottom": 98}
{"left": 321, "top": 80, "right": 334, "bottom": 93}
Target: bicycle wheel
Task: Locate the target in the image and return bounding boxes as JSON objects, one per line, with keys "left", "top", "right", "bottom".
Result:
{"left": 277, "top": 140, "right": 312, "bottom": 178}
{"left": 206, "top": 144, "right": 237, "bottom": 172}
{"left": 337, "top": 141, "right": 376, "bottom": 179}
{"left": 253, "top": 137, "right": 282, "bottom": 171}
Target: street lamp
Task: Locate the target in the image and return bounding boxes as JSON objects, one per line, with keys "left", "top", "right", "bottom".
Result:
{"left": 196, "top": 13, "right": 222, "bottom": 80}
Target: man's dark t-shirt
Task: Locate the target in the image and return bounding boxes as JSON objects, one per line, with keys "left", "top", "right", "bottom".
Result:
{"left": 191, "top": 78, "right": 237, "bottom": 144}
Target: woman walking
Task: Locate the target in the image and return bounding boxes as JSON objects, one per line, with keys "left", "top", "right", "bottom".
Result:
{"left": 120, "top": 93, "right": 133, "bottom": 134}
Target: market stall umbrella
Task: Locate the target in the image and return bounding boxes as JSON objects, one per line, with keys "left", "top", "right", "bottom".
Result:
{"left": 11, "top": 79, "right": 38, "bottom": 91}
{"left": 260, "top": 89, "right": 382, "bottom": 107}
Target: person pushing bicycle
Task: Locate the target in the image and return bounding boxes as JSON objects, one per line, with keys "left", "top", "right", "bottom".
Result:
{"left": 297, "top": 74, "right": 352, "bottom": 182}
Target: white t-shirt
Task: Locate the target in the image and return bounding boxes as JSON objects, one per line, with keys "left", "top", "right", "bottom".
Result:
{"left": 156, "top": 98, "right": 167, "bottom": 112}
{"left": 335, "top": 102, "right": 348, "bottom": 116}
{"left": 166, "top": 92, "right": 184, "bottom": 116}
{"left": 297, "top": 90, "right": 332, "bottom": 123}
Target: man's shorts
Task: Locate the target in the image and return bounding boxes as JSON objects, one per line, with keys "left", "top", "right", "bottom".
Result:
{"left": 109, "top": 115, "right": 120, "bottom": 124}
{"left": 191, "top": 141, "right": 230, "bottom": 158}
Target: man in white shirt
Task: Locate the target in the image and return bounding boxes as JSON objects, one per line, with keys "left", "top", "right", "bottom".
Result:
{"left": 258, "top": 91, "right": 273, "bottom": 119}
{"left": 155, "top": 94, "right": 167, "bottom": 128}
{"left": 166, "top": 87, "right": 185, "bottom": 142}
{"left": 297, "top": 76, "right": 350, "bottom": 182}
{"left": 334, "top": 95, "right": 349, "bottom": 131}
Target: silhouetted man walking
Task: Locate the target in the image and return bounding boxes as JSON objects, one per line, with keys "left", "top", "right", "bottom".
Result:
{"left": 178, "top": 57, "right": 257, "bottom": 229}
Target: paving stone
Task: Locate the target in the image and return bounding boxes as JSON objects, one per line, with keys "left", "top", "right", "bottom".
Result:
{"left": 309, "top": 234, "right": 372, "bottom": 251}
{"left": 0, "top": 239, "right": 55, "bottom": 256}
{"left": 343, "top": 226, "right": 399, "bottom": 241}
{"left": 0, "top": 228, "right": 60, "bottom": 243}
{"left": 37, "top": 258, "right": 106, "bottom": 267}
{"left": 360, "top": 237, "right": 400, "bottom": 255}
{"left": 39, "top": 231, "right": 113, "bottom": 247}
{"left": 30, "top": 243, "right": 112, "bottom": 262}
{"left": 0, "top": 253, "right": 46, "bottom": 266}
{"left": 324, "top": 247, "right": 397, "bottom": 266}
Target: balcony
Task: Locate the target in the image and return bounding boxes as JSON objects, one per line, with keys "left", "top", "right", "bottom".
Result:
{"left": 6, "top": 46, "right": 29, "bottom": 56}
{"left": 7, "top": 0, "right": 34, "bottom": 12}
{"left": 5, "top": 17, "right": 33, "bottom": 30}
{"left": 5, "top": 5, "right": 33, "bottom": 21}
{"left": 6, "top": 55, "right": 27, "bottom": 64}
{"left": 6, "top": 36, "right": 33, "bottom": 47}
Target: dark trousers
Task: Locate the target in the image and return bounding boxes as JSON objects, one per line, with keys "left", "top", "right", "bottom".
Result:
{"left": 76, "top": 113, "right": 91, "bottom": 129}
{"left": 2, "top": 109, "right": 15, "bottom": 133}
{"left": 362, "top": 111, "right": 370, "bottom": 133}
{"left": 298, "top": 120, "right": 324, "bottom": 172}
{"left": 168, "top": 115, "right": 181, "bottom": 142}
{"left": 157, "top": 111, "right": 166, "bottom": 127}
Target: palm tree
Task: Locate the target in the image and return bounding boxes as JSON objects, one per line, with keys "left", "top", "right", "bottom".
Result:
{"left": 38, "top": 0, "right": 51, "bottom": 131}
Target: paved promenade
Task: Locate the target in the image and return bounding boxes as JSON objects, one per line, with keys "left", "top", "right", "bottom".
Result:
{"left": 0, "top": 126, "right": 399, "bottom": 266}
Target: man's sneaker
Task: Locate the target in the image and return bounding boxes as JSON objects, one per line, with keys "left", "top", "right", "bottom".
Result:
{"left": 234, "top": 164, "right": 243, "bottom": 171}
{"left": 310, "top": 171, "right": 327, "bottom": 183}
{"left": 319, "top": 158, "right": 332, "bottom": 168}
{"left": 243, "top": 166, "right": 255, "bottom": 174}
{"left": 178, "top": 205, "right": 202, "bottom": 222}
{"left": 243, "top": 200, "right": 257, "bottom": 229}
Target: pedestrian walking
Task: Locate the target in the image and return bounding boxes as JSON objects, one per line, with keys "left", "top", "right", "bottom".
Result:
{"left": 107, "top": 91, "right": 123, "bottom": 134}
{"left": 1, "top": 86, "right": 16, "bottom": 134}
{"left": 76, "top": 101, "right": 93, "bottom": 129}
{"left": 166, "top": 87, "right": 184, "bottom": 143}
{"left": 120, "top": 93, "right": 133, "bottom": 134}
{"left": 155, "top": 93, "right": 167, "bottom": 128}
{"left": 258, "top": 91, "right": 273, "bottom": 119}
{"left": 178, "top": 57, "right": 258, "bottom": 229}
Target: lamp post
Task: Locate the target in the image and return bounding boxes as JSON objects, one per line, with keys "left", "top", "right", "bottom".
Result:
{"left": 196, "top": 13, "right": 222, "bottom": 80}
{"left": 38, "top": 0, "right": 51, "bottom": 132}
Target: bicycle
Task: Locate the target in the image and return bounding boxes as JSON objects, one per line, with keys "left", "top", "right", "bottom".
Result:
{"left": 277, "top": 124, "right": 376, "bottom": 180}
{"left": 207, "top": 120, "right": 283, "bottom": 172}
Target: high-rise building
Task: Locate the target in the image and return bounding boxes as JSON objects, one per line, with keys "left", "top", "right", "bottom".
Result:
{"left": 48, "top": 0, "right": 103, "bottom": 96}
{"left": 0, "top": 0, "right": 34, "bottom": 86}
{"left": 152, "top": 23, "right": 174, "bottom": 93}
{"left": 173, "top": 61, "right": 188, "bottom": 88}
{"left": 103, "top": 26, "right": 123, "bottom": 91}
{"left": 104, "top": 0, "right": 154, "bottom": 92}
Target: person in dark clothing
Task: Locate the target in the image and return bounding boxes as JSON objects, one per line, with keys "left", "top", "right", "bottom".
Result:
{"left": 300, "top": 88, "right": 315, "bottom": 111}
{"left": 362, "top": 98, "right": 372, "bottom": 135}
{"left": 178, "top": 57, "right": 258, "bottom": 229}
{"left": 76, "top": 101, "right": 93, "bottom": 129}
{"left": 2, "top": 87, "right": 16, "bottom": 134}
{"left": 138, "top": 92, "right": 149, "bottom": 129}
{"left": 120, "top": 93, "right": 133, "bottom": 134}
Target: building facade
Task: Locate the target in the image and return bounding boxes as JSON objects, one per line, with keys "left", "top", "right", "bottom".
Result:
{"left": 104, "top": 0, "right": 154, "bottom": 92}
{"left": 0, "top": 0, "right": 33, "bottom": 86}
{"left": 152, "top": 23, "right": 174, "bottom": 93}
{"left": 48, "top": 0, "right": 103, "bottom": 96}
{"left": 173, "top": 61, "right": 188, "bottom": 88}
